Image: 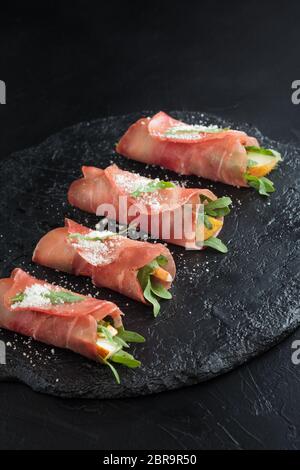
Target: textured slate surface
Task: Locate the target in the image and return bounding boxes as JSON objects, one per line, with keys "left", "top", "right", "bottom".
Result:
{"left": 0, "top": 111, "right": 299, "bottom": 399}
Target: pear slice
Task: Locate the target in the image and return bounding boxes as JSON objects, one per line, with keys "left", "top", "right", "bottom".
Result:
{"left": 152, "top": 267, "right": 173, "bottom": 283}
{"left": 204, "top": 216, "right": 223, "bottom": 240}
{"left": 96, "top": 338, "right": 120, "bottom": 360}
{"left": 246, "top": 147, "right": 281, "bottom": 177}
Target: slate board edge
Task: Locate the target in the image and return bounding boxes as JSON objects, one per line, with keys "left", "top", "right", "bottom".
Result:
{"left": 0, "top": 320, "right": 297, "bottom": 399}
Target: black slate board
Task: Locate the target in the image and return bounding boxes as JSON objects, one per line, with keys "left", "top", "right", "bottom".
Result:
{"left": 0, "top": 111, "right": 299, "bottom": 399}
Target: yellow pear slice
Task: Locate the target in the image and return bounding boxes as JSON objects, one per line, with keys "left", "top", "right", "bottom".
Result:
{"left": 247, "top": 149, "right": 281, "bottom": 177}
{"left": 204, "top": 216, "right": 223, "bottom": 240}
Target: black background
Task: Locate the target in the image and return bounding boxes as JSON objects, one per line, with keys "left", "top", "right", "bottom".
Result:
{"left": 0, "top": 0, "right": 300, "bottom": 450}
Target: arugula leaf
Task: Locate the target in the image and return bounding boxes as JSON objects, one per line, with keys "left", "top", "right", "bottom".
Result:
{"left": 213, "top": 206, "right": 230, "bottom": 217}
{"left": 156, "top": 254, "right": 168, "bottom": 267}
{"left": 98, "top": 324, "right": 128, "bottom": 349}
{"left": 150, "top": 280, "right": 172, "bottom": 299}
{"left": 113, "top": 335, "right": 129, "bottom": 349}
{"left": 245, "top": 146, "right": 278, "bottom": 157}
{"left": 203, "top": 237, "right": 228, "bottom": 253}
{"left": 117, "top": 327, "right": 146, "bottom": 343}
{"left": 104, "top": 360, "right": 120, "bottom": 384}
{"left": 137, "top": 261, "right": 158, "bottom": 290}
{"left": 138, "top": 256, "right": 172, "bottom": 317}
{"left": 97, "top": 323, "right": 113, "bottom": 339}
{"left": 97, "top": 321, "right": 143, "bottom": 383}
{"left": 244, "top": 173, "right": 275, "bottom": 197}
{"left": 131, "top": 180, "right": 175, "bottom": 198}
{"left": 110, "top": 350, "right": 141, "bottom": 368}
{"left": 200, "top": 194, "right": 213, "bottom": 204}
{"left": 44, "top": 291, "right": 84, "bottom": 305}
{"left": 11, "top": 292, "right": 25, "bottom": 304}
{"left": 144, "top": 278, "right": 161, "bottom": 317}
{"left": 200, "top": 196, "right": 232, "bottom": 219}
{"left": 204, "top": 214, "right": 213, "bottom": 230}
{"left": 204, "top": 196, "right": 232, "bottom": 212}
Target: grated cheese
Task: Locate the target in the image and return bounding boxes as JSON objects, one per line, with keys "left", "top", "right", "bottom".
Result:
{"left": 11, "top": 284, "right": 52, "bottom": 309}
{"left": 162, "top": 124, "right": 223, "bottom": 140}
{"left": 114, "top": 172, "right": 151, "bottom": 193}
{"left": 134, "top": 192, "right": 161, "bottom": 210}
{"left": 70, "top": 231, "right": 122, "bottom": 266}
{"left": 82, "top": 230, "right": 116, "bottom": 239}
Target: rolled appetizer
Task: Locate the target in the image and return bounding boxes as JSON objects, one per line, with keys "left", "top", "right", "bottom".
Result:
{"left": 0, "top": 268, "right": 145, "bottom": 383}
{"left": 68, "top": 164, "right": 231, "bottom": 252}
{"left": 33, "top": 219, "right": 175, "bottom": 316}
{"left": 116, "top": 111, "right": 281, "bottom": 196}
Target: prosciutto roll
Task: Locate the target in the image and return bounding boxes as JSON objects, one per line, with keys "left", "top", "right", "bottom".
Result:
{"left": 0, "top": 268, "right": 144, "bottom": 382}
{"left": 33, "top": 219, "right": 176, "bottom": 316}
{"left": 116, "top": 111, "right": 281, "bottom": 195}
{"left": 68, "top": 164, "right": 231, "bottom": 251}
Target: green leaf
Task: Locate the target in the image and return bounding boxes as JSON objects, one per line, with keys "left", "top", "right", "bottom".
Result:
{"left": 117, "top": 328, "right": 146, "bottom": 343}
{"left": 105, "top": 360, "right": 120, "bottom": 384}
{"left": 98, "top": 324, "right": 114, "bottom": 340}
{"left": 202, "top": 196, "right": 232, "bottom": 218}
{"left": 113, "top": 336, "right": 129, "bottom": 349}
{"left": 98, "top": 324, "right": 128, "bottom": 349}
{"left": 144, "top": 278, "right": 161, "bottom": 317}
{"left": 11, "top": 292, "right": 25, "bottom": 304}
{"left": 156, "top": 254, "right": 168, "bottom": 267}
{"left": 203, "top": 237, "right": 228, "bottom": 253}
{"left": 137, "top": 255, "right": 172, "bottom": 316}
{"left": 97, "top": 320, "right": 110, "bottom": 331}
{"left": 244, "top": 173, "right": 275, "bottom": 197}
{"left": 150, "top": 281, "right": 172, "bottom": 300}
{"left": 204, "top": 196, "right": 232, "bottom": 211}
{"left": 137, "top": 262, "right": 157, "bottom": 290}
{"left": 131, "top": 180, "right": 175, "bottom": 198}
{"left": 44, "top": 291, "right": 84, "bottom": 305}
{"left": 200, "top": 194, "right": 213, "bottom": 204}
{"left": 110, "top": 350, "right": 141, "bottom": 368}
{"left": 98, "top": 321, "right": 143, "bottom": 381}
{"left": 204, "top": 214, "right": 213, "bottom": 229}
{"left": 137, "top": 253, "right": 167, "bottom": 289}
{"left": 213, "top": 206, "right": 230, "bottom": 217}
{"left": 245, "top": 146, "right": 278, "bottom": 157}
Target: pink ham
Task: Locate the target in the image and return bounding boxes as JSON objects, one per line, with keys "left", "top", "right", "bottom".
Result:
{"left": 116, "top": 111, "right": 259, "bottom": 187}
{"left": 0, "top": 268, "right": 123, "bottom": 361}
{"left": 33, "top": 219, "right": 175, "bottom": 303}
{"left": 68, "top": 164, "right": 220, "bottom": 248}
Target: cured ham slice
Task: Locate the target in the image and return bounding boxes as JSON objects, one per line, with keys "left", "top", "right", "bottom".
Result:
{"left": 116, "top": 111, "right": 266, "bottom": 187}
{"left": 0, "top": 269, "right": 145, "bottom": 381}
{"left": 68, "top": 164, "right": 227, "bottom": 249}
{"left": 0, "top": 268, "right": 127, "bottom": 363}
{"left": 33, "top": 219, "right": 175, "bottom": 309}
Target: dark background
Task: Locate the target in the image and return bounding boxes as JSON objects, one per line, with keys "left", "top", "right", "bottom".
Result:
{"left": 0, "top": 0, "right": 300, "bottom": 450}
